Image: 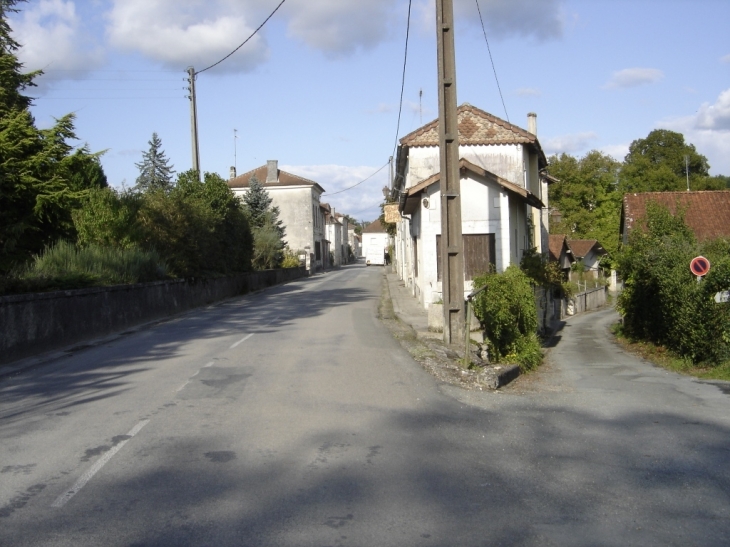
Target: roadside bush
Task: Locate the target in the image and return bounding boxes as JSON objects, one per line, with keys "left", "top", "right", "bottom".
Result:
{"left": 471, "top": 265, "right": 541, "bottom": 371}
{"left": 1, "top": 240, "right": 167, "bottom": 294}
{"left": 281, "top": 247, "right": 301, "bottom": 269}
{"left": 138, "top": 171, "right": 252, "bottom": 277}
{"left": 73, "top": 187, "right": 142, "bottom": 249}
{"left": 617, "top": 203, "right": 730, "bottom": 364}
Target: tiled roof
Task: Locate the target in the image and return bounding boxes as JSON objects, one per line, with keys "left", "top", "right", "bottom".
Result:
{"left": 622, "top": 191, "right": 730, "bottom": 241}
{"left": 567, "top": 239, "right": 603, "bottom": 259}
{"left": 548, "top": 234, "right": 568, "bottom": 262}
{"left": 228, "top": 164, "right": 325, "bottom": 193}
{"left": 399, "top": 103, "right": 543, "bottom": 151}
{"left": 363, "top": 219, "right": 386, "bottom": 233}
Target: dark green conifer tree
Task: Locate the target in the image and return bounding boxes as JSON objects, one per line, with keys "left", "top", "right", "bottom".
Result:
{"left": 135, "top": 132, "right": 175, "bottom": 192}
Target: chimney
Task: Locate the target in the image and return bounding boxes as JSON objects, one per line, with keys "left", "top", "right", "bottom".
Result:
{"left": 229, "top": 166, "right": 236, "bottom": 180}
{"left": 266, "top": 160, "right": 278, "bottom": 183}
{"left": 527, "top": 112, "right": 537, "bottom": 136}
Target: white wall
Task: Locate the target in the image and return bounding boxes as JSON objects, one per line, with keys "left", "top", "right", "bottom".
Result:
{"left": 232, "top": 185, "right": 322, "bottom": 268}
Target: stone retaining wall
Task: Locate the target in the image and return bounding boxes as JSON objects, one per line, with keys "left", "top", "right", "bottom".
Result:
{"left": 0, "top": 268, "right": 306, "bottom": 366}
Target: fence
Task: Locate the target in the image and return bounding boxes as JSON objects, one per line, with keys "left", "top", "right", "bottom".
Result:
{"left": 534, "top": 285, "right": 608, "bottom": 333}
{"left": 0, "top": 267, "right": 306, "bottom": 367}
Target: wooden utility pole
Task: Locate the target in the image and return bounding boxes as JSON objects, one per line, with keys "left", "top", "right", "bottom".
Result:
{"left": 186, "top": 67, "right": 201, "bottom": 178}
{"left": 436, "top": 0, "right": 464, "bottom": 344}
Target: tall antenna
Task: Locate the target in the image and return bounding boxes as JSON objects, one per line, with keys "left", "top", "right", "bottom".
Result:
{"left": 419, "top": 88, "right": 423, "bottom": 125}
{"left": 234, "top": 128, "right": 238, "bottom": 172}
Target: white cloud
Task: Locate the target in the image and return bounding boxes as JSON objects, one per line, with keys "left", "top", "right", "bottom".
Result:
{"left": 367, "top": 103, "right": 394, "bottom": 114}
{"left": 516, "top": 87, "right": 541, "bottom": 97}
{"left": 10, "top": 0, "right": 104, "bottom": 80}
{"left": 283, "top": 0, "right": 394, "bottom": 56}
{"left": 542, "top": 132, "right": 598, "bottom": 155}
{"left": 694, "top": 89, "right": 730, "bottom": 131}
{"left": 283, "top": 164, "right": 390, "bottom": 220}
{"left": 603, "top": 68, "right": 664, "bottom": 89}
{"left": 106, "top": 0, "right": 269, "bottom": 72}
{"left": 721, "top": 54, "right": 730, "bottom": 64}
{"left": 415, "top": 0, "right": 564, "bottom": 41}
{"left": 597, "top": 144, "right": 629, "bottom": 163}
{"left": 660, "top": 88, "right": 730, "bottom": 174}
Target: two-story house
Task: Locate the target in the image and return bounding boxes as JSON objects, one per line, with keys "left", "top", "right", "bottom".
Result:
{"left": 229, "top": 160, "right": 327, "bottom": 272}
{"left": 393, "top": 104, "right": 548, "bottom": 308}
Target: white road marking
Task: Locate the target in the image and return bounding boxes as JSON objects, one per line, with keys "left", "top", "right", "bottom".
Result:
{"left": 51, "top": 420, "right": 150, "bottom": 508}
{"left": 230, "top": 333, "right": 253, "bottom": 349}
{"left": 190, "top": 370, "right": 200, "bottom": 378}
{"left": 175, "top": 380, "right": 190, "bottom": 392}
{"left": 203, "top": 361, "right": 215, "bottom": 368}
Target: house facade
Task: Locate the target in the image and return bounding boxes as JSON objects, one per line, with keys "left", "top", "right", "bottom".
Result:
{"left": 393, "top": 104, "right": 548, "bottom": 308}
{"left": 229, "top": 160, "right": 327, "bottom": 272}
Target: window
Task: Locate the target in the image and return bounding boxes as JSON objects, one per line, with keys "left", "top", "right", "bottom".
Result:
{"left": 436, "top": 234, "right": 496, "bottom": 281}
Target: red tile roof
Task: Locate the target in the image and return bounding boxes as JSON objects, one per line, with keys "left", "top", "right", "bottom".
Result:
{"left": 399, "top": 103, "right": 546, "bottom": 166}
{"left": 567, "top": 239, "right": 603, "bottom": 259}
{"left": 228, "top": 164, "right": 325, "bottom": 193}
{"left": 548, "top": 234, "right": 568, "bottom": 262}
{"left": 622, "top": 191, "right": 730, "bottom": 242}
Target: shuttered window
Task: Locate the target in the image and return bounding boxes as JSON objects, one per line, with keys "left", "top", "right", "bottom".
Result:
{"left": 436, "top": 234, "right": 496, "bottom": 281}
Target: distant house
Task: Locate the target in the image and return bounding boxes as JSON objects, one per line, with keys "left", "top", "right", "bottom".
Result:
{"left": 349, "top": 230, "right": 362, "bottom": 258}
{"left": 620, "top": 190, "right": 730, "bottom": 245}
{"left": 229, "top": 160, "right": 327, "bottom": 272}
{"left": 323, "top": 204, "right": 345, "bottom": 267}
{"left": 567, "top": 239, "right": 607, "bottom": 279}
{"left": 548, "top": 234, "right": 573, "bottom": 276}
{"left": 393, "top": 103, "right": 547, "bottom": 308}
{"left": 362, "top": 219, "right": 390, "bottom": 266}
{"left": 334, "top": 213, "right": 350, "bottom": 264}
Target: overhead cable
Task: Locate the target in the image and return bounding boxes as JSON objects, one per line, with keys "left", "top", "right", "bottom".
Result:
{"left": 392, "top": 0, "right": 413, "bottom": 158}
{"left": 196, "top": 0, "right": 287, "bottom": 75}
{"left": 475, "top": 0, "right": 509, "bottom": 122}
{"left": 323, "top": 161, "right": 389, "bottom": 196}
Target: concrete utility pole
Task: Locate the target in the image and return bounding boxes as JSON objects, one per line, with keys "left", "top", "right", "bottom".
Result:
{"left": 435, "top": 0, "right": 465, "bottom": 344}
{"left": 186, "top": 67, "right": 201, "bottom": 179}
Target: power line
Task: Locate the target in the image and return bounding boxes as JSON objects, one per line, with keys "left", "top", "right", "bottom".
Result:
{"left": 392, "top": 0, "right": 413, "bottom": 159}
{"left": 475, "top": 0, "right": 509, "bottom": 123}
{"left": 196, "top": 0, "right": 287, "bottom": 75}
{"left": 322, "top": 161, "right": 389, "bottom": 196}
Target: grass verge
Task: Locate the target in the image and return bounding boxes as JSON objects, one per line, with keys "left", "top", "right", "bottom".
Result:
{"left": 611, "top": 323, "right": 730, "bottom": 381}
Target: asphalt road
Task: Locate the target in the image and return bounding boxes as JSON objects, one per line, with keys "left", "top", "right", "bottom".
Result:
{"left": 1, "top": 264, "right": 729, "bottom": 546}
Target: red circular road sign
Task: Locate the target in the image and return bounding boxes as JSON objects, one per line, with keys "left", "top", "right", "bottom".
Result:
{"left": 690, "top": 256, "right": 711, "bottom": 277}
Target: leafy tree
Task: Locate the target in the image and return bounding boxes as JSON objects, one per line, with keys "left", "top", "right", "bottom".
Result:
{"left": 73, "top": 187, "right": 143, "bottom": 249}
{"left": 135, "top": 132, "right": 175, "bottom": 192}
{"left": 617, "top": 202, "right": 730, "bottom": 364}
{"left": 0, "top": 2, "right": 107, "bottom": 272}
{"left": 547, "top": 151, "right": 622, "bottom": 258}
{"left": 620, "top": 129, "right": 722, "bottom": 193}
{"left": 138, "top": 170, "right": 252, "bottom": 277}
{"left": 242, "top": 175, "right": 286, "bottom": 269}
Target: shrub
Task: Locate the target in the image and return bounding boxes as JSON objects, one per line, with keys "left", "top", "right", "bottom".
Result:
{"left": 1, "top": 240, "right": 167, "bottom": 294}
{"left": 617, "top": 203, "right": 730, "bottom": 364}
{"left": 281, "top": 248, "right": 301, "bottom": 269}
{"left": 472, "top": 265, "right": 541, "bottom": 371}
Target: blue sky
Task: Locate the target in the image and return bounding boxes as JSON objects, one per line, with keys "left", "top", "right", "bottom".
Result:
{"left": 10, "top": 0, "right": 730, "bottom": 222}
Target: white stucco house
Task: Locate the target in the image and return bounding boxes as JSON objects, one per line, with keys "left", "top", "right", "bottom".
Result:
{"left": 393, "top": 104, "right": 549, "bottom": 309}
{"left": 229, "top": 160, "right": 327, "bottom": 272}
